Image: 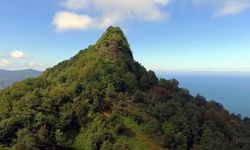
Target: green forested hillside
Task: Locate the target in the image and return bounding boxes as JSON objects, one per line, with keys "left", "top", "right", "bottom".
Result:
{"left": 0, "top": 27, "right": 249, "bottom": 150}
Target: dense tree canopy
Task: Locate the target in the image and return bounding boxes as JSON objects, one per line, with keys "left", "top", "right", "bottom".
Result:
{"left": 0, "top": 26, "right": 249, "bottom": 150}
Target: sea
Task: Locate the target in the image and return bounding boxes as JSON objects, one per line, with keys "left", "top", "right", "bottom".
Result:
{"left": 158, "top": 73, "right": 250, "bottom": 117}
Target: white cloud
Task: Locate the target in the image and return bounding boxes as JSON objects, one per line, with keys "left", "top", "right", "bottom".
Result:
{"left": 214, "top": 0, "right": 250, "bottom": 17}
{"left": 53, "top": 11, "right": 93, "bottom": 31}
{"left": 0, "top": 60, "right": 10, "bottom": 67}
{"left": 53, "top": 0, "right": 250, "bottom": 31}
{"left": 29, "top": 62, "right": 47, "bottom": 71}
{"left": 192, "top": 0, "right": 250, "bottom": 17}
{"left": 29, "top": 62, "right": 43, "bottom": 68}
{"left": 54, "top": 0, "right": 171, "bottom": 31}
{"left": 29, "top": 62, "right": 35, "bottom": 67}
{"left": 63, "top": 0, "right": 90, "bottom": 10}
{"left": 10, "top": 50, "right": 25, "bottom": 58}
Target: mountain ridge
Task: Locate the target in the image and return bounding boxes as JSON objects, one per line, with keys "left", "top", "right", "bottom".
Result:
{"left": 0, "top": 69, "right": 41, "bottom": 89}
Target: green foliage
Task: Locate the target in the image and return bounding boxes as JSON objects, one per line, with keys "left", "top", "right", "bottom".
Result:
{"left": 14, "top": 128, "right": 39, "bottom": 150}
{"left": 55, "top": 129, "right": 65, "bottom": 146}
{"left": 139, "top": 70, "right": 158, "bottom": 90}
{"left": 162, "top": 122, "right": 174, "bottom": 136}
{"left": 142, "top": 120, "right": 160, "bottom": 135}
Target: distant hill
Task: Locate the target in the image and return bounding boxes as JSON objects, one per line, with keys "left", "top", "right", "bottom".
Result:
{"left": 0, "top": 27, "right": 249, "bottom": 150}
{"left": 0, "top": 69, "right": 41, "bottom": 89}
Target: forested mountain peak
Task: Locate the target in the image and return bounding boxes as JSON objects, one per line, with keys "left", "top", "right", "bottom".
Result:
{"left": 0, "top": 27, "right": 250, "bottom": 150}
{"left": 96, "top": 26, "right": 133, "bottom": 61}
{"left": 42, "top": 26, "right": 143, "bottom": 85}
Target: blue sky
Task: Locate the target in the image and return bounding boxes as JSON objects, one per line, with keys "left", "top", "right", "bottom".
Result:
{"left": 0, "top": 0, "right": 250, "bottom": 72}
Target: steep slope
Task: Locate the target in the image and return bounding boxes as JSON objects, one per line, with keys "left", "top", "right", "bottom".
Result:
{"left": 0, "top": 27, "right": 250, "bottom": 150}
{"left": 0, "top": 69, "right": 41, "bottom": 89}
